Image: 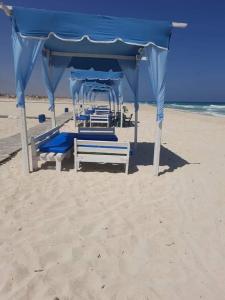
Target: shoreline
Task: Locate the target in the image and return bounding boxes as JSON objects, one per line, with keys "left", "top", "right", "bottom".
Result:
{"left": 0, "top": 99, "right": 225, "bottom": 119}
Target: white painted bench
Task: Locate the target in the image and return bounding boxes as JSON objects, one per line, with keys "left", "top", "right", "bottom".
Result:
{"left": 74, "top": 139, "right": 130, "bottom": 174}
{"left": 95, "top": 109, "right": 111, "bottom": 115}
{"left": 30, "top": 125, "right": 72, "bottom": 172}
{"left": 90, "top": 114, "right": 110, "bottom": 127}
{"left": 78, "top": 127, "right": 115, "bottom": 135}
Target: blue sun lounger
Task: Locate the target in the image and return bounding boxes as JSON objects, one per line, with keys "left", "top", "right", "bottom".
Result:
{"left": 30, "top": 128, "right": 118, "bottom": 172}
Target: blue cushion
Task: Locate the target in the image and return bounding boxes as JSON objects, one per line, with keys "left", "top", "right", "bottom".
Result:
{"left": 85, "top": 109, "right": 95, "bottom": 114}
{"left": 77, "top": 133, "right": 118, "bottom": 142}
{"left": 76, "top": 115, "right": 90, "bottom": 121}
{"left": 39, "top": 132, "right": 76, "bottom": 153}
{"left": 39, "top": 132, "right": 118, "bottom": 153}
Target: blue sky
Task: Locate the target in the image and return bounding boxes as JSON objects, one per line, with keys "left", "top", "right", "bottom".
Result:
{"left": 0, "top": 0, "right": 225, "bottom": 102}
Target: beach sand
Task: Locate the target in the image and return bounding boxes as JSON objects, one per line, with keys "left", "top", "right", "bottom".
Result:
{"left": 0, "top": 99, "right": 225, "bottom": 299}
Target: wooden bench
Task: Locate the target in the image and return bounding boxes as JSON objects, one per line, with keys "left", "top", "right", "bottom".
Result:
{"left": 74, "top": 139, "right": 130, "bottom": 174}
{"left": 90, "top": 114, "right": 111, "bottom": 127}
{"left": 30, "top": 126, "right": 72, "bottom": 172}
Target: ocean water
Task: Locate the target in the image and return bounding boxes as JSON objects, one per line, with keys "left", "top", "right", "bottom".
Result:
{"left": 164, "top": 102, "right": 225, "bottom": 117}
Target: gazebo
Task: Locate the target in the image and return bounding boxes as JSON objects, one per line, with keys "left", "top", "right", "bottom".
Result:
{"left": 0, "top": 4, "right": 187, "bottom": 175}
{"left": 69, "top": 69, "right": 124, "bottom": 125}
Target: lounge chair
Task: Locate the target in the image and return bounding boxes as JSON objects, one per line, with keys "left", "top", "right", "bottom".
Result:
{"left": 76, "top": 114, "right": 90, "bottom": 127}
{"left": 124, "top": 113, "right": 133, "bottom": 127}
{"left": 31, "top": 127, "right": 118, "bottom": 172}
{"left": 90, "top": 114, "right": 111, "bottom": 127}
{"left": 31, "top": 128, "right": 75, "bottom": 172}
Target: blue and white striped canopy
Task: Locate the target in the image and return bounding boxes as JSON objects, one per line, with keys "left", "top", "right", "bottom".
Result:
{"left": 12, "top": 6, "right": 172, "bottom": 51}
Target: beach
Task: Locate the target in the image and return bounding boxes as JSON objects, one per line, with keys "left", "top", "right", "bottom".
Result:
{"left": 0, "top": 99, "right": 225, "bottom": 299}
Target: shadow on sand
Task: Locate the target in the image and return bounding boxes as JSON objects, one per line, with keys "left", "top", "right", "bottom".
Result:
{"left": 129, "top": 142, "right": 190, "bottom": 176}
{"left": 40, "top": 156, "right": 125, "bottom": 173}
{"left": 39, "top": 142, "right": 190, "bottom": 176}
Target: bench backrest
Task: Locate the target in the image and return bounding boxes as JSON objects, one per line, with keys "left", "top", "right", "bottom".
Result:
{"left": 31, "top": 125, "right": 62, "bottom": 151}
{"left": 95, "top": 109, "right": 111, "bottom": 115}
{"left": 90, "top": 114, "right": 109, "bottom": 121}
{"left": 96, "top": 105, "right": 109, "bottom": 109}
{"left": 78, "top": 127, "right": 115, "bottom": 135}
{"left": 75, "top": 139, "right": 130, "bottom": 157}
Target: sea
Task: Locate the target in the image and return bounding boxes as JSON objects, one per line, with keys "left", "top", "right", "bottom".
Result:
{"left": 130, "top": 100, "right": 225, "bottom": 117}
{"left": 164, "top": 102, "right": 225, "bottom": 117}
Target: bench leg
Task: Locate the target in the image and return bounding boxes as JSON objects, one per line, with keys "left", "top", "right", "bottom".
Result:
{"left": 75, "top": 160, "right": 79, "bottom": 172}
{"left": 74, "top": 159, "right": 77, "bottom": 172}
{"left": 31, "top": 157, "right": 38, "bottom": 172}
{"left": 56, "top": 160, "right": 62, "bottom": 172}
{"left": 125, "top": 163, "right": 129, "bottom": 174}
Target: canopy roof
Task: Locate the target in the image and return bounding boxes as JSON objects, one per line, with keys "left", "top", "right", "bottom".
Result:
{"left": 70, "top": 69, "right": 123, "bottom": 81}
{"left": 12, "top": 6, "right": 172, "bottom": 52}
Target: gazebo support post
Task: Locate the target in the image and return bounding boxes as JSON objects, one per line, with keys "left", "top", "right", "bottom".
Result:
{"left": 113, "top": 97, "right": 116, "bottom": 115}
{"left": 120, "top": 102, "right": 123, "bottom": 128}
{"left": 109, "top": 95, "right": 111, "bottom": 111}
{"left": 134, "top": 101, "right": 138, "bottom": 151}
{"left": 153, "top": 120, "right": 162, "bottom": 176}
{"left": 20, "top": 106, "right": 30, "bottom": 174}
{"left": 73, "top": 102, "right": 76, "bottom": 128}
{"left": 51, "top": 109, "right": 56, "bottom": 128}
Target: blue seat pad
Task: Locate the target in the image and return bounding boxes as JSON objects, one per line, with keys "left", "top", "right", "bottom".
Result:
{"left": 39, "top": 132, "right": 76, "bottom": 153}
{"left": 39, "top": 132, "right": 118, "bottom": 153}
{"left": 76, "top": 115, "right": 90, "bottom": 121}
{"left": 85, "top": 109, "right": 95, "bottom": 114}
{"left": 77, "top": 133, "right": 118, "bottom": 142}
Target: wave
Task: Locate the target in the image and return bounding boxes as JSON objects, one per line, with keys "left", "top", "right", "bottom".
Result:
{"left": 166, "top": 103, "right": 225, "bottom": 117}
{"left": 170, "top": 104, "right": 196, "bottom": 109}
{"left": 209, "top": 105, "right": 225, "bottom": 109}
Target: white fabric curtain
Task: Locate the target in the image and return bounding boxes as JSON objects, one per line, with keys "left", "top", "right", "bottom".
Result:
{"left": 12, "top": 28, "right": 43, "bottom": 107}
{"left": 42, "top": 54, "right": 71, "bottom": 111}
{"left": 70, "top": 79, "right": 82, "bottom": 104}
{"left": 144, "top": 45, "right": 168, "bottom": 122}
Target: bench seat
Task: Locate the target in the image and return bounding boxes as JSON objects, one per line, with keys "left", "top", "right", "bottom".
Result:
{"left": 39, "top": 132, "right": 76, "bottom": 153}
{"left": 39, "top": 132, "right": 118, "bottom": 153}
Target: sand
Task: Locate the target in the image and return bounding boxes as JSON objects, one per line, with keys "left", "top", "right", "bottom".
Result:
{"left": 0, "top": 98, "right": 74, "bottom": 139}
{"left": 0, "top": 100, "right": 225, "bottom": 299}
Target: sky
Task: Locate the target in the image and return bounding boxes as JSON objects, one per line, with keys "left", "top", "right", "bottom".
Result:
{"left": 0, "top": 0, "right": 225, "bottom": 102}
